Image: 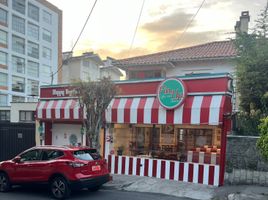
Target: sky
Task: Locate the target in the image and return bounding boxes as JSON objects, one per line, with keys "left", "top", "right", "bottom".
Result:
{"left": 47, "top": 0, "right": 267, "bottom": 59}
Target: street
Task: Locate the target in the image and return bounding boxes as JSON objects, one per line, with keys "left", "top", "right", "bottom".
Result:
{"left": 0, "top": 186, "right": 193, "bottom": 200}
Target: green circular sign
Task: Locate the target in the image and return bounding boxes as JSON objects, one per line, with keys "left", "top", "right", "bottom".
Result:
{"left": 157, "top": 78, "right": 186, "bottom": 109}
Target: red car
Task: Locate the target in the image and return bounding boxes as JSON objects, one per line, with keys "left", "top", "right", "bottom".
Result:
{"left": 0, "top": 145, "right": 110, "bottom": 199}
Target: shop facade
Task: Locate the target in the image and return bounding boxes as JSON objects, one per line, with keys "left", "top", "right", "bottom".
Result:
{"left": 105, "top": 73, "right": 232, "bottom": 186}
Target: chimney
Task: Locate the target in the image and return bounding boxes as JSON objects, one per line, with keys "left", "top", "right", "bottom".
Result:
{"left": 235, "top": 11, "right": 250, "bottom": 36}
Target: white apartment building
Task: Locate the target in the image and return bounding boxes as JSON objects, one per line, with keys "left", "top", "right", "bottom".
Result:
{"left": 0, "top": 0, "right": 62, "bottom": 121}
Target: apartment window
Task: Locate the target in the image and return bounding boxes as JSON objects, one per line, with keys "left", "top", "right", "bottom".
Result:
{"left": 42, "top": 29, "right": 51, "bottom": 42}
{"left": 20, "top": 111, "right": 34, "bottom": 122}
{"left": 28, "top": 3, "right": 39, "bottom": 22}
{"left": 43, "top": 10, "right": 52, "bottom": 24}
{"left": 0, "top": 72, "right": 8, "bottom": 88}
{"left": 12, "top": 15, "right": 25, "bottom": 34}
{"left": 12, "top": 35, "right": 25, "bottom": 54}
{"left": 27, "top": 61, "right": 39, "bottom": 78}
{"left": 0, "top": 110, "right": 10, "bottom": 121}
{"left": 0, "top": 0, "right": 8, "bottom": 6}
{"left": 12, "top": 76, "right": 25, "bottom": 92}
{"left": 41, "top": 64, "right": 51, "bottom": 79}
{"left": 0, "top": 51, "right": 7, "bottom": 67}
{"left": 0, "top": 30, "right": 7, "bottom": 46}
{"left": 12, "top": 56, "right": 25, "bottom": 74}
{"left": 12, "top": 95, "right": 24, "bottom": 102}
{"left": 42, "top": 47, "right": 51, "bottom": 60}
{"left": 28, "top": 23, "right": 39, "bottom": 40}
{"left": 12, "top": 0, "right": 25, "bottom": 15}
{"left": 27, "top": 41, "right": 39, "bottom": 58}
{"left": 27, "top": 79, "right": 39, "bottom": 96}
{"left": 0, "top": 8, "right": 7, "bottom": 25}
{"left": 0, "top": 94, "right": 8, "bottom": 106}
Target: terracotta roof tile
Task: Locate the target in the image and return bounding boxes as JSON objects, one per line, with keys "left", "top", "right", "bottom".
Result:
{"left": 114, "top": 40, "right": 236, "bottom": 67}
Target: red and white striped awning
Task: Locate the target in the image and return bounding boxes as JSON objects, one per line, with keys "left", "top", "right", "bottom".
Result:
{"left": 36, "top": 99, "right": 82, "bottom": 121}
{"left": 105, "top": 95, "right": 227, "bottom": 125}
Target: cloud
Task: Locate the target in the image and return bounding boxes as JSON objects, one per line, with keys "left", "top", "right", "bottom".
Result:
{"left": 142, "top": 9, "right": 194, "bottom": 33}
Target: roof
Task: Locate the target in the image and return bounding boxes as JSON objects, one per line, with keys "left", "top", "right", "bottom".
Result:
{"left": 113, "top": 40, "right": 236, "bottom": 67}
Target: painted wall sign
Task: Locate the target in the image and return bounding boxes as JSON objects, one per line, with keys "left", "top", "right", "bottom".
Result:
{"left": 157, "top": 78, "right": 186, "bottom": 109}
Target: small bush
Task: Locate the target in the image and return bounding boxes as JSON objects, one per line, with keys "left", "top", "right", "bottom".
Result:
{"left": 257, "top": 117, "right": 268, "bottom": 160}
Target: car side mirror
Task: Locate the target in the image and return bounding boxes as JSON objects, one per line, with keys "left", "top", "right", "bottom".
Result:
{"left": 13, "top": 156, "right": 21, "bottom": 163}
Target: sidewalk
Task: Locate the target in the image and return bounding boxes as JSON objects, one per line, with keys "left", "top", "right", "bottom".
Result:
{"left": 103, "top": 175, "right": 268, "bottom": 200}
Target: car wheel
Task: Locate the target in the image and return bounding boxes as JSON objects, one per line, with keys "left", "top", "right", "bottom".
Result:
{"left": 0, "top": 172, "right": 11, "bottom": 192}
{"left": 50, "top": 176, "right": 70, "bottom": 199}
{"left": 89, "top": 185, "right": 100, "bottom": 192}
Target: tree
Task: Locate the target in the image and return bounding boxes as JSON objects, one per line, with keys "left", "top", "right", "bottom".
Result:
{"left": 235, "top": 3, "right": 268, "bottom": 135}
{"left": 76, "top": 77, "right": 117, "bottom": 150}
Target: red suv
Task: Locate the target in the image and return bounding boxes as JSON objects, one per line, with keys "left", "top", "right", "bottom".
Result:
{"left": 0, "top": 145, "right": 110, "bottom": 199}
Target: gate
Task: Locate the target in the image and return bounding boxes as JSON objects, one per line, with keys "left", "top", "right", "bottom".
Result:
{"left": 0, "top": 122, "right": 36, "bottom": 161}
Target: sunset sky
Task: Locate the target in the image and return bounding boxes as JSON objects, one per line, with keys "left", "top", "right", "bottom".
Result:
{"left": 47, "top": 0, "right": 267, "bottom": 59}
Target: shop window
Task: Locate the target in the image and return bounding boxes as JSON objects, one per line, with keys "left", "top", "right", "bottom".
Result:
{"left": 0, "top": 94, "right": 8, "bottom": 106}
{"left": 12, "top": 0, "right": 25, "bottom": 15}
{"left": 12, "top": 55, "right": 25, "bottom": 74}
{"left": 27, "top": 61, "right": 39, "bottom": 78}
{"left": 0, "top": 110, "right": 10, "bottom": 121}
{"left": 28, "top": 3, "right": 39, "bottom": 22}
{"left": 0, "top": 51, "right": 7, "bottom": 68}
{"left": 12, "top": 35, "right": 25, "bottom": 54}
{"left": 12, "top": 76, "right": 25, "bottom": 92}
{"left": 43, "top": 10, "right": 52, "bottom": 24}
{"left": 0, "top": 72, "right": 8, "bottom": 89}
{"left": 42, "top": 29, "right": 51, "bottom": 42}
{"left": 0, "top": 30, "right": 7, "bottom": 47}
{"left": 12, "top": 95, "right": 24, "bottom": 102}
{"left": 27, "top": 41, "right": 39, "bottom": 58}
{"left": 28, "top": 23, "right": 39, "bottom": 40}
{"left": 12, "top": 15, "right": 25, "bottom": 34}
{"left": 0, "top": 8, "right": 7, "bottom": 26}
{"left": 27, "top": 79, "right": 39, "bottom": 96}
{"left": 19, "top": 111, "right": 35, "bottom": 122}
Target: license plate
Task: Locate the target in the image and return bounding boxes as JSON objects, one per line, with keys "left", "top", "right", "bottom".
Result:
{"left": 92, "top": 165, "right": 101, "bottom": 171}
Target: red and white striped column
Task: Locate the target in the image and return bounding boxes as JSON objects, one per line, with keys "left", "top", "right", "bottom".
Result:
{"left": 108, "top": 155, "right": 220, "bottom": 186}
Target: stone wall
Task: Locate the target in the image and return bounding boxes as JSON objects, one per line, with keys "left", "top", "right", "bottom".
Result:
{"left": 225, "top": 135, "right": 268, "bottom": 185}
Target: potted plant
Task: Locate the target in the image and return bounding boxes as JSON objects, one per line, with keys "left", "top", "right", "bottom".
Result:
{"left": 117, "top": 146, "right": 124, "bottom": 156}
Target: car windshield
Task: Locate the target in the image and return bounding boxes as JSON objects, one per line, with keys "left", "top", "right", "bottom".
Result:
{"left": 73, "top": 149, "right": 101, "bottom": 161}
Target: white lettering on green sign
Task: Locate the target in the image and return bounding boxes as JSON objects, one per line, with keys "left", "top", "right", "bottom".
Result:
{"left": 157, "top": 78, "right": 186, "bottom": 109}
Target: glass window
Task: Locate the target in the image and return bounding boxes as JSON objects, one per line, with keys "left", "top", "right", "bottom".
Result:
{"left": 27, "top": 41, "right": 39, "bottom": 58}
{"left": 19, "top": 111, "right": 35, "bottom": 122}
{"left": 73, "top": 149, "right": 101, "bottom": 161}
{"left": 0, "top": 8, "right": 7, "bottom": 25}
{"left": 0, "top": 30, "right": 7, "bottom": 46}
{"left": 41, "top": 64, "right": 51, "bottom": 79}
{"left": 43, "top": 10, "right": 51, "bottom": 24}
{"left": 27, "top": 79, "right": 39, "bottom": 96}
{"left": 12, "top": 35, "right": 25, "bottom": 54}
{"left": 0, "top": 94, "right": 8, "bottom": 106}
{"left": 0, "top": 51, "right": 7, "bottom": 66}
{"left": 42, "top": 47, "right": 51, "bottom": 60}
{"left": 27, "top": 61, "right": 39, "bottom": 78}
{"left": 42, "top": 29, "right": 51, "bottom": 42}
{"left": 0, "top": 110, "right": 10, "bottom": 121}
{"left": 41, "top": 150, "right": 64, "bottom": 161}
{"left": 28, "top": 23, "right": 39, "bottom": 40}
{"left": 0, "top": 0, "right": 8, "bottom": 6}
{"left": 12, "top": 56, "right": 25, "bottom": 74}
{"left": 12, "top": 0, "right": 25, "bottom": 15}
{"left": 0, "top": 72, "right": 8, "bottom": 87}
{"left": 12, "top": 15, "right": 25, "bottom": 34}
{"left": 12, "top": 76, "right": 25, "bottom": 92}
{"left": 20, "top": 150, "right": 41, "bottom": 162}
{"left": 28, "top": 3, "right": 39, "bottom": 21}
{"left": 12, "top": 95, "right": 24, "bottom": 102}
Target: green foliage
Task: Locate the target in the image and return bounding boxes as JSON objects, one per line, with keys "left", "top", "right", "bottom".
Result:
{"left": 75, "top": 77, "right": 116, "bottom": 150}
{"left": 257, "top": 117, "right": 268, "bottom": 160}
{"left": 235, "top": 4, "right": 268, "bottom": 135}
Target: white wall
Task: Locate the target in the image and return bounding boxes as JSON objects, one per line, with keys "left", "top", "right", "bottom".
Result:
{"left": 52, "top": 124, "right": 84, "bottom": 146}
{"left": 10, "top": 102, "right": 37, "bottom": 122}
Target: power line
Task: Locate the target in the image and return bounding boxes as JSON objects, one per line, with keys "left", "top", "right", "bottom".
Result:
{"left": 128, "top": 0, "right": 146, "bottom": 57}
{"left": 51, "top": 0, "right": 98, "bottom": 84}
{"left": 172, "top": 0, "right": 206, "bottom": 50}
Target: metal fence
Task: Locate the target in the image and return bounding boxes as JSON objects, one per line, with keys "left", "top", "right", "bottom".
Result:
{"left": 0, "top": 122, "right": 36, "bottom": 161}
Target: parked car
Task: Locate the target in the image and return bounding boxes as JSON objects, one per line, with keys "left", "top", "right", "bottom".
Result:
{"left": 0, "top": 145, "right": 110, "bottom": 199}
